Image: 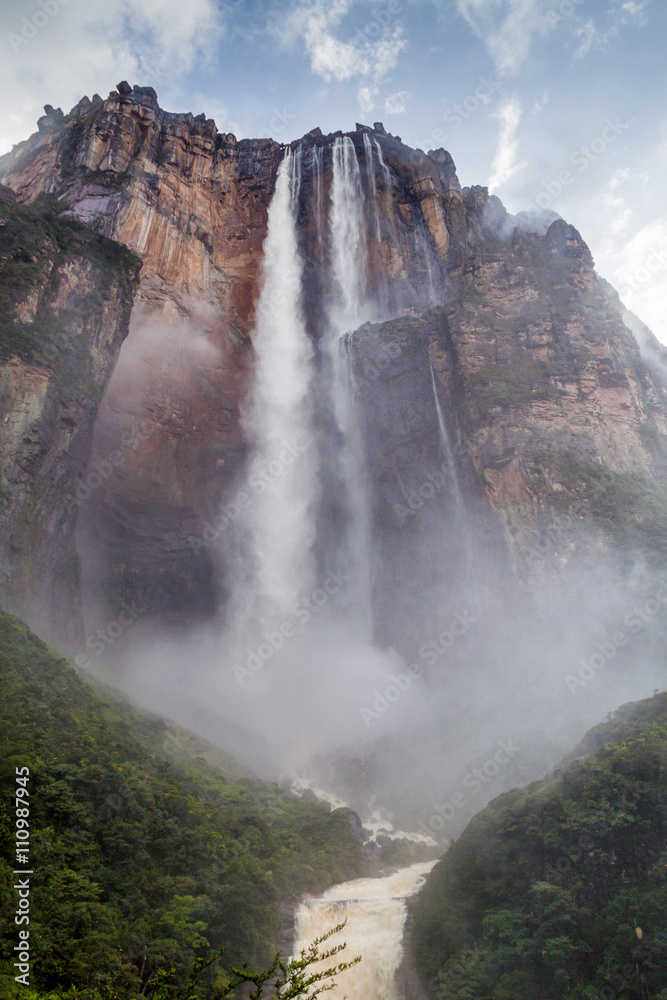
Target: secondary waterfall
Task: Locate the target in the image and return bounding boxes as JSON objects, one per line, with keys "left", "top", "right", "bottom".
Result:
{"left": 430, "top": 366, "right": 478, "bottom": 608}
{"left": 233, "top": 146, "right": 317, "bottom": 629}
{"left": 363, "top": 133, "right": 381, "bottom": 241}
{"left": 292, "top": 863, "right": 435, "bottom": 1000}
{"left": 430, "top": 366, "right": 464, "bottom": 525}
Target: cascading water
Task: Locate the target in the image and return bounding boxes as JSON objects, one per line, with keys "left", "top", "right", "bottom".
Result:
{"left": 325, "top": 136, "right": 375, "bottom": 627}
{"left": 430, "top": 366, "right": 464, "bottom": 525}
{"left": 374, "top": 138, "right": 394, "bottom": 224}
{"left": 362, "top": 133, "right": 381, "bottom": 241}
{"left": 330, "top": 136, "right": 368, "bottom": 326}
{"left": 311, "top": 145, "right": 325, "bottom": 248}
{"left": 292, "top": 863, "right": 435, "bottom": 1000}
{"left": 229, "top": 146, "right": 318, "bottom": 631}
{"left": 430, "top": 365, "right": 479, "bottom": 608}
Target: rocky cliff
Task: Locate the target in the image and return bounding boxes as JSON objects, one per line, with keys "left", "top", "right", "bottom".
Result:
{"left": 0, "top": 184, "right": 140, "bottom": 646}
{"left": 2, "top": 84, "right": 667, "bottom": 652}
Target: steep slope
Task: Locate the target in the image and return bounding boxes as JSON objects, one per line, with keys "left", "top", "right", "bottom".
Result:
{"left": 0, "top": 608, "right": 365, "bottom": 998}
{"left": 411, "top": 691, "right": 667, "bottom": 1000}
{"left": 353, "top": 216, "right": 667, "bottom": 644}
{"left": 0, "top": 186, "right": 140, "bottom": 647}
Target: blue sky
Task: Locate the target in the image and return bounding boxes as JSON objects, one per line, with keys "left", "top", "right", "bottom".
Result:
{"left": 1, "top": 0, "right": 665, "bottom": 340}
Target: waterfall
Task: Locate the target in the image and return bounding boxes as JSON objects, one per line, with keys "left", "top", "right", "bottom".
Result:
{"left": 374, "top": 138, "right": 393, "bottom": 222}
{"left": 233, "top": 146, "right": 317, "bottom": 628}
{"left": 292, "top": 863, "right": 434, "bottom": 1000}
{"left": 430, "top": 366, "right": 479, "bottom": 608}
{"left": 326, "top": 136, "right": 374, "bottom": 626}
{"left": 362, "top": 133, "right": 381, "bottom": 241}
{"left": 330, "top": 136, "right": 368, "bottom": 327}
{"left": 416, "top": 231, "right": 439, "bottom": 305}
{"left": 311, "top": 145, "right": 325, "bottom": 248}
{"left": 430, "top": 366, "right": 464, "bottom": 524}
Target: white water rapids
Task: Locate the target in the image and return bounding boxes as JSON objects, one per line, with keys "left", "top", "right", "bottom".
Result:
{"left": 292, "top": 862, "right": 435, "bottom": 1000}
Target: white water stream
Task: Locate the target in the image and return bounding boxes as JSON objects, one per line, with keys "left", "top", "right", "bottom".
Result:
{"left": 292, "top": 862, "right": 435, "bottom": 1000}
{"left": 230, "top": 147, "right": 318, "bottom": 633}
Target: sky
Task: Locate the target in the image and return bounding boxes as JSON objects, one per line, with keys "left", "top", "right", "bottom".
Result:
{"left": 1, "top": 0, "right": 665, "bottom": 340}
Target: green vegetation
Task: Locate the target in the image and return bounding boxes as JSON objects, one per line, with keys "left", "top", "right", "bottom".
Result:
{"left": 0, "top": 190, "right": 140, "bottom": 395}
{"left": 412, "top": 692, "right": 667, "bottom": 1000}
{"left": 532, "top": 449, "right": 667, "bottom": 560}
{"left": 467, "top": 350, "right": 559, "bottom": 412}
{"left": 0, "top": 609, "right": 365, "bottom": 999}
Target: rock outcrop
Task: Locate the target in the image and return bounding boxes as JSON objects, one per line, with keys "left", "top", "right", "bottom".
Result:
{"left": 0, "top": 185, "right": 140, "bottom": 645}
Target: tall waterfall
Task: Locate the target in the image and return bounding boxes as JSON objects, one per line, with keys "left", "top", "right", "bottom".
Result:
{"left": 362, "top": 133, "right": 381, "bottom": 241}
{"left": 326, "top": 136, "right": 374, "bottom": 627}
{"left": 292, "top": 863, "right": 434, "bottom": 1000}
{"left": 234, "top": 147, "right": 317, "bottom": 628}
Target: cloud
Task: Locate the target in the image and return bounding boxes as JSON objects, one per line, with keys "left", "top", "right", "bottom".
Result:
{"left": 385, "top": 90, "right": 409, "bottom": 115}
{"left": 454, "top": 0, "right": 552, "bottom": 74}
{"left": 281, "top": 0, "right": 407, "bottom": 83}
{"left": 609, "top": 219, "right": 667, "bottom": 339}
{"left": 358, "top": 84, "right": 378, "bottom": 116}
{"left": 574, "top": 0, "right": 650, "bottom": 58}
{"left": 0, "top": 0, "right": 226, "bottom": 153}
{"left": 452, "top": 0, "right": 645, "bottom": 73}
{"left": 487, "top": 97, "right": 527, "bottom": 192}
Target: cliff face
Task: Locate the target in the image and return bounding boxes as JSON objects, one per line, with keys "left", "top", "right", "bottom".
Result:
{"left": 353, "top": 199, "right": 667, "bottom": 647}
{"left": 0, "top": 185, "right": 140, "bottom": 645}
{"left": 2, "top": 85, "right": 667, "bottom": 649}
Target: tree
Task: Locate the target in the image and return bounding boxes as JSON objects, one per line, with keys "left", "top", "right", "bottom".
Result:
{"left": 146, "top": 922, "right": 361, "bottom": 1000}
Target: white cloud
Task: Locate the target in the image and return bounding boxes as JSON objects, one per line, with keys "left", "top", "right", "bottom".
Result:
{"left": 281, "top": 0, "right": 407, "bottom": 83}
{"left": 385, "top": 90, "right": 409, "bottom": 115}
{"left": 574, "top": 0, "right": 649, "bottom": 58}
{"left": 0, "top": 0, "right": 225, "bottom": 153}
{"left": 609, "top": 220, "right": 667, "bottom": 333}
{"left": 487, "top": 97, "right": 527, "bottom": 192}
{"left": 454, "top": 0, "right": 552, "bottom": 74}
{"left": 358, "top": 84, "right": 378, "bottom": 117}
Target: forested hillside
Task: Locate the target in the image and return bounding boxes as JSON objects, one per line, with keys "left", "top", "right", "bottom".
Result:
{"left": 412, "top": 692, "right": 667, "bottom": 1000}
{"left": 0, "top": 610, "right": 365, "bottom": 999}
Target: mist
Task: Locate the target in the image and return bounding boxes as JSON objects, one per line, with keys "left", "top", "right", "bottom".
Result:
{"left": 77, "top": 131, "right": 667, "bottom": 843}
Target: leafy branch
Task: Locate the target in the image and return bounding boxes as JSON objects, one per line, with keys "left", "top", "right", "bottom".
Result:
{"left": 146, "top": 922, "right": 361, "bottom": 1000}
